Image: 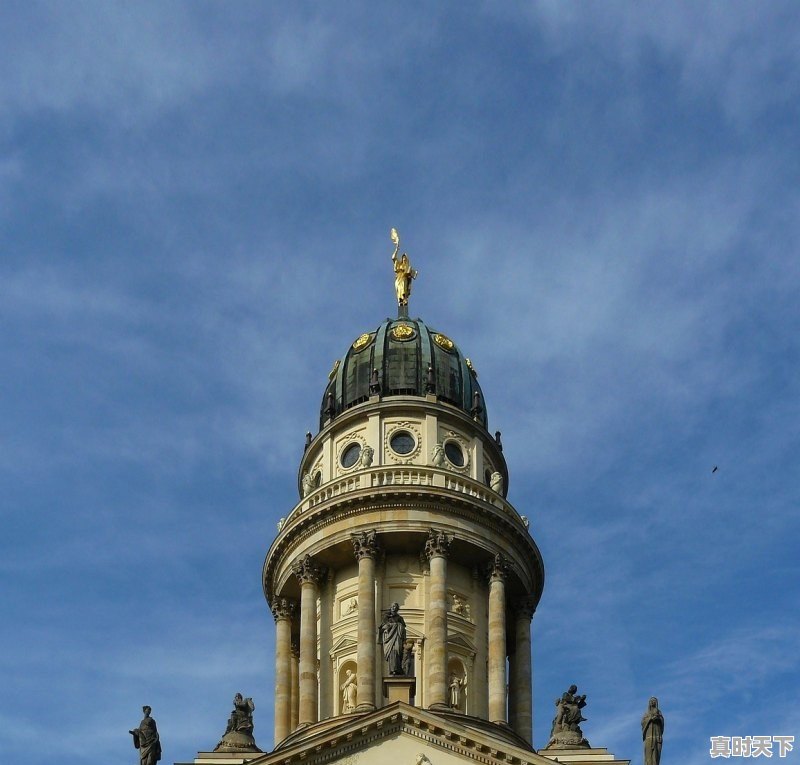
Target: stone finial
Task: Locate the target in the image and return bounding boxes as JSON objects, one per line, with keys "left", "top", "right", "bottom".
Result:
{"left": 271, "top": 597, "right": 296, "bottom": 623}
{"left": 495, "top": 430, "right": 503, "bottom": 451}
{"left": 351, "top": 529, "right": 381, "bottom": 560}
{"left": 425, "top": 363, "right": 436, "bottom": 394}
{"left": 292, "top": 554, "right": 326, "bottom": 585}
{"left": 277, "top": 517, "right": 285, "bottom": 531}
{"left": 471, "top": 390, "right": 483, "bottom": 419}
{"left": 487, "top": 552, "right": 510, "bottom": 581}
{"left": 324, "top": 391, "right": 335, "bottom": 420}
{"left": 424, "top": 528, "right": 452, "bottom": 560}
{"left": 304, "top": 431, "right": 312, "bottom": 451}
{"left": 369, "top": 368, "right": 381, "bottom": 395}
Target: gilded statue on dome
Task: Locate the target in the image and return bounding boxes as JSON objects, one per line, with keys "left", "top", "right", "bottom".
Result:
{"left": 390, "top": 228, "right": 417, "bottom": 307}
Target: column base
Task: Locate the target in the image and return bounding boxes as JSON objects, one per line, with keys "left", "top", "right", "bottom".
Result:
{"left": 177, "top": 752, "right": 264, "bottom": 765}
{"left": 427, "top": 702, "right": 451, "bottom": 712}
{"left": 538, "top": 746, "right": 629, "bottom": 764}
{"left": 383, "top": 676, "right": 416, "bottom": 704}
{"left": 354, "top": 703, "right": 376, "bottom": 713}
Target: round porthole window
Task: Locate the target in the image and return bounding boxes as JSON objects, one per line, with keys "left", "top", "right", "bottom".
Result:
{"left": 445, "top": 441, "right": 465, "bottom": 467}
{"left": 341, "top": 443, "right": 362, "bottom": 468}
{"left": 389, "top": 431, "right": 416, "bottom": 455}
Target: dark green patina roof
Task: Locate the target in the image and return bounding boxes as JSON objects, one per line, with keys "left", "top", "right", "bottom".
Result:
{"left": 320, "top": 317, "right": 487, "bottom": 430}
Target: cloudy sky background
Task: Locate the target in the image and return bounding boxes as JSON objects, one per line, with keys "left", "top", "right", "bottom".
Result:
{"left": 1, "top": 2, "right": 798, "bottom": 764}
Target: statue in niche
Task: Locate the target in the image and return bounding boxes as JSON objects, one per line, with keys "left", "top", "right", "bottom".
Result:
{"left": 345, "top": 597, "right": 358, "bottom": 615}
{"left": 490, "top": 471, "right": 503, "bottom": 495}
{"left": 451, "top": 593, "right": 469, "bottom": 618}
{"left": 359, "top": 445, "right": 374, "bottom": 468}
{"left": 642, "top": 697, "right": 664, "bottom": 765}
{"left": 129, "top": 705, "right": 161, "bottom": 765}
{"left": 340, "top": 670, "right": 358, "bottom": 713}
{"left": 301, "top": 472, "right": 314, "bottom": 497}
{"left": 390, "top": 228, "right": 417, "bottom": 307}
{"left": 431, "top": 442, "right": 446, "bottom": 467}
{"left": 547, "top": 684, "right": 589, "bottom": 749}
{"left": 401, "top": 640, "right": 415, "bottom": 677}
{"left": 449, "top": 674, "right": 467, "bottom": 709}
{"left": 377, "top": 602, "right": 407, "bottom": 675}
{"left": 214, "top": 693, "right": 261, "bottom": 753}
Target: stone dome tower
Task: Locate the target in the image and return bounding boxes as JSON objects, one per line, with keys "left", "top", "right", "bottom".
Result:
{"left": 262, "top": 234, "right": 545, "bottom": 751}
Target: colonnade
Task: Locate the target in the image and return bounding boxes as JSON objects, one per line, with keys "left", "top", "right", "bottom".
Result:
{"left": 270, "top": 530, "right": 535, "bottom": 746}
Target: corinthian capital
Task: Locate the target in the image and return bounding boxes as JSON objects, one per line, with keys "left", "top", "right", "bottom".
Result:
{"left": 515, "top": 595, "right": 536, "bottom": 622}
{"left": 271, "top": 597, "right": 297, "bottom": 623}
{"left": 351, "top": 529, "right": 381, "bottom": 561}
{"left": 487, "top": 552, "right": 511, "bottom": 582}
{"left": 424, "top": 528, "right": 453, "bottom": 560}
{"left": 292, "top": 554, "right": 326, "bottom": 585}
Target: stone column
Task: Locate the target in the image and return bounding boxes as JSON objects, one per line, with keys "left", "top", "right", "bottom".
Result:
{"left": 290, "top": 639, "right": 300, "bottom": 731}
{"left": 351, "top": 530, "right": 381, "bottom": 712}
{"left": 292, "top": 554, "right": 326, "bottom": 726}
{"left": 513, "top": 597, "right": 536, "bottom": 744}
{"left": 488, "top": 553, "right": 509, "bottom": 724}
{"left": 271, "top": 597, "right": 296, "bottom": 745}
{"left": 424, "top": 529, "right": 452, "bottom": 710}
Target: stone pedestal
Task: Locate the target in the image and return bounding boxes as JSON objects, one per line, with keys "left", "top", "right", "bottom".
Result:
{"left": 538, "top": 746, "right": 630, "bottom": 764}
{"left": 177, "top": 751, "right": 264, "bottom": 765}
{"left": 383, "top": 676, "right": 416, "bottom": 704}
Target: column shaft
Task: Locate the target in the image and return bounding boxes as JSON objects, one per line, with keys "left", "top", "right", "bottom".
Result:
{"left": 273, "top": 615, "right": 292, "bottom": 744}
{"left": 298, "top": 579, "right": 319, "bottom": 725}
{"left": 488, "top": 570, "right": 507, "bottom": 723}
{"left": 427, "top": 553, "right": 448, "bottom": 708}
{"left": 356, "top": 553, "right": 377, "bottom": 710}
{"left": 513, "top": 607, "right": 534, "bottom": 744}
{"left": 290, "top": 642, "right": 299, "bottom": 731}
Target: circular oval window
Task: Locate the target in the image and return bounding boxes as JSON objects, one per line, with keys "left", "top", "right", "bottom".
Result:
{"left": 341, "top": 443, "right": 362, "bottom": 468}
{"left": 445, "top": 441, "right": 465, "bottom": 467}
{"left": 389, "top": 431, "right": 416, "bottom": 455}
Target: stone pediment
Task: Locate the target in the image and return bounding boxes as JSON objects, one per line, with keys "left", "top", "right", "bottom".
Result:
{"left": 235, "top": 702, "right": 558, "bottom": 765}
{"left": 447, "top": 634, "right": 476, "bottom": 653}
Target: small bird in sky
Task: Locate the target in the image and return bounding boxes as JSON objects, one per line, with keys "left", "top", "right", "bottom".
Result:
{"left": 712, "top": 466, "right": 719, "bottom": 473}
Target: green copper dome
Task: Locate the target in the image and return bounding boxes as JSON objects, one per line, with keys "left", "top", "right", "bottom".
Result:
{"left": 320, "top": 317, "right": 487, "bottom": 430}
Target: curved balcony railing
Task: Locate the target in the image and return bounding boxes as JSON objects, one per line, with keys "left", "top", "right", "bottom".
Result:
{"left": 280, "top": 465, "right": 530, "bottom": 533}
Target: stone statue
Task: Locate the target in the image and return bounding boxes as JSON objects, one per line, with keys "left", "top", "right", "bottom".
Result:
{"left": 490, "top": 471, "right": 503, "bottom": 495}
{"left": 359, "top": 444, "right": 374, "bottom": 468}
{"left": 451, "top": 594, "right": 469, "bottom": 617}
{"left": 129, "top": 705, "right": 161, "bottom": 765}
{"left": 377, "top": 602, "right": 407, "bottom": 675}
{"left": 547, "top": 684, "right": 589, "bottom": 749}
{"left": 390, "top": 228, "right": 417, "bottom": 307}
{"left": 340, "top": 670, "right": 358, "bottom": 713}
{"left": 431, "top": 442, "right": 445, "bottom": 467}
{"left": 214, "top": 693, "right": 261, "bottom": 753}
{"left": 642, "top": 697, "right": 664, "bottom": 765}
{"left": 301, "top": 472, "right": 314, "bottom": 497}
{"left": 277, "top": 517, "right": 285, "bottom": 531}
{"left": 449, "top": 674, "right": 466, "bottom": 708}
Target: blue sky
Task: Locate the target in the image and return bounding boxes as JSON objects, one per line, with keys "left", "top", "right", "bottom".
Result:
{"left": 1, "top": 3, "right": 798, "bottom": 764}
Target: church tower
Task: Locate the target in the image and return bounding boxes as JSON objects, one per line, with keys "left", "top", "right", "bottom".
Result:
{"left": 262, "top": 231, "right": 544, "bottom": 749}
